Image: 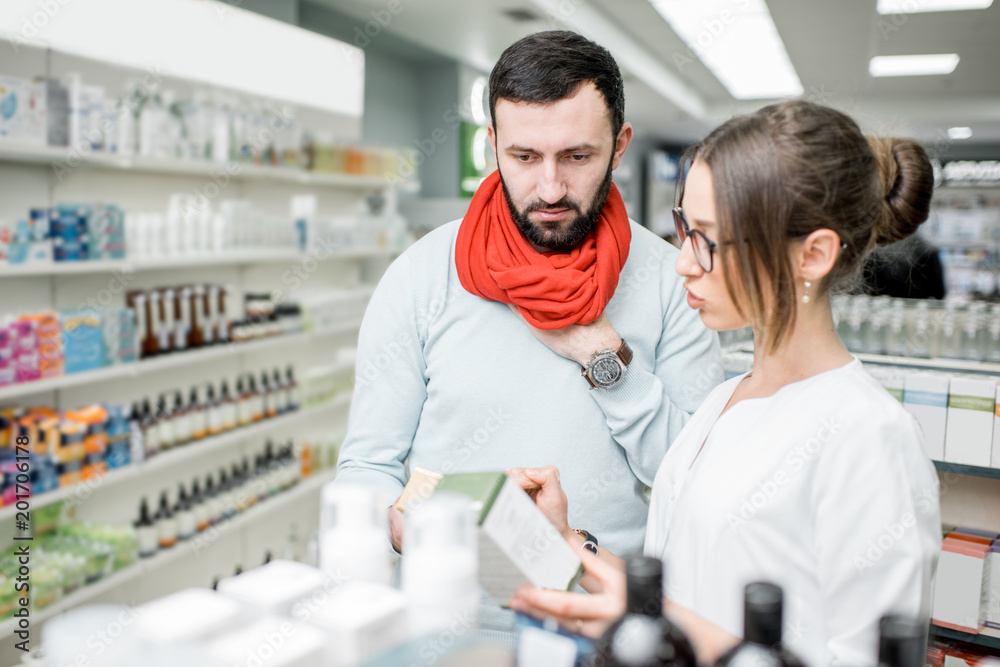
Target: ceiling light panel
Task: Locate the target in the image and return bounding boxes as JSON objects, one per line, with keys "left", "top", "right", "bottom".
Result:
{"left": 869, "top": 54, "right": 961, "bottom": 76}
{"left": 649, "top": 0, "right": 803, "bottom": 100}
{"left": 877, "top": 0, "right": 992, "bottom": 14}
{"left": 948, "top": 126, "right": 973, "bottom": 139}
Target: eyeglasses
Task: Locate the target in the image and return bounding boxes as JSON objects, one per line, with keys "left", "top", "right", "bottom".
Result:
{"left": 673, "top": 207, "right": 730, "bottom": 273}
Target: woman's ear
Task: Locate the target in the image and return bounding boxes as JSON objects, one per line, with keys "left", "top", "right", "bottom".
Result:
{"left": 794, "top": 229, "right": 842, "bottom": 283}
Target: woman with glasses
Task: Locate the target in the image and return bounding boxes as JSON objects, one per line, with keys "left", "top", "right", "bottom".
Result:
{"left": 508, "top": 100, "right": 940, "bottom": 666}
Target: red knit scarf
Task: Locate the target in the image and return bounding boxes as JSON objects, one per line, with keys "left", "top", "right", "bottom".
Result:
{"left": 455, "top": 170, "right": 631, "bottom": 330}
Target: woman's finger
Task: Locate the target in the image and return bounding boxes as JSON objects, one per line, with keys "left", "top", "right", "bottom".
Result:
{"left": 511, "top": 585, "right": 619, "bottom": 622}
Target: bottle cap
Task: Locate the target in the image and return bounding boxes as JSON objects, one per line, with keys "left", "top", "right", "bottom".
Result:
{"left": 878, "top": 615, "right": 926, "bottom": 667}
{"left": 625, "top": 556, "right": 663, "bottom": 616}
{"left": 744, "top": 582, "right": 783, "bottom": 647}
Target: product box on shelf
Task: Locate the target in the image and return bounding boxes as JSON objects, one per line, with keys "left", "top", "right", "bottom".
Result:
{"left": 932, "top": 535, "right": 990, "bottom": 633}
{"left": 61, "top": 310, "right": 105, "bottom": 374}
{"left": 903, "top": 373, "right": 950, "bottom": 461}
{"left": 0, "top": 76, "right": 46, "bottom": 145}
{"left": 993, "top": 386, "right": 1000, "bottom": 470}
{"left": 986, "top": 540, "right": 1000, "bottom": 630}
{"left": 944, "top": 376, "right": 996, "bottom": 467}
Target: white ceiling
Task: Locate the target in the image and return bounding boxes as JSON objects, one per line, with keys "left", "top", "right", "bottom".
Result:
{"left": 311, "top": 0, "right": 1000, "bottom": 145}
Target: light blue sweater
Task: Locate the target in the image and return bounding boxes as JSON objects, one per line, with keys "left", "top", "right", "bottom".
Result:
{"left": 338, "top": 219, "right": 722, "bottom": 560}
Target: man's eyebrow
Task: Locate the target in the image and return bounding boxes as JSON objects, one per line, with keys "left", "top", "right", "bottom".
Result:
{"left": 503, "top": 144, "right": 601, "bottom": 153}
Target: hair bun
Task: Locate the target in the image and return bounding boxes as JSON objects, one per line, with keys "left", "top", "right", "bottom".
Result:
{"left": 866, "top": 137, "right": 934, "bottom": 247}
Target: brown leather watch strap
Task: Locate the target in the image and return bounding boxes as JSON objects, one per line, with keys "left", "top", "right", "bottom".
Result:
{"left": 617, "top": 338, "right": 633, "bottom": 366}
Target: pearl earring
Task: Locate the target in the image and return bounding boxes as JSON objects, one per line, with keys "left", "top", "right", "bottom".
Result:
{"left": 803, "top": 281, "right": 812, "bottom": 304}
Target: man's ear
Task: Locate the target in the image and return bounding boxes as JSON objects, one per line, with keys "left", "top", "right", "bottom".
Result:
{"left": 488, "top": 123, "right": 498, "bottom": 160}
{"left": 611, "top": 122, "right": 633, "bottom": 170}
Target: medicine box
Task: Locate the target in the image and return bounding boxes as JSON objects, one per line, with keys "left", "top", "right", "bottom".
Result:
{"left": 903, "top": 373, "right": 950, "bottom": 461}
{"left": 0, "top": 76, "right": 47, "bottom": 145}
{"left": 993, "top": 386, "right": 1000, "bottom": 469}
{"left": 932, "top": 537, "right": 989, "bottom": 633}
{"left": 61, "top": 311, "right": 104, "bottom": 375}
{"left": 944, "top": 376, "right": 996, "bottom": 467}
{"left": 985, "top": 540, "right": 1000, "bottom": 630}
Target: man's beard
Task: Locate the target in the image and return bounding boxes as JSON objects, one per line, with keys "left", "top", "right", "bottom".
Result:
{"left": 500, "top": 158, "right": 615, "bottom": 252}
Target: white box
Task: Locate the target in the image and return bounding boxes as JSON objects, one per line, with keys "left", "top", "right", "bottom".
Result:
{"left": 217, "top": 559, "right": 329, "bottom": 618}
{"left": 985, "top": 542, "right": 1000, "bottom": 630}
{"left": 0, "top": 76, "right": 46, "bottom": 145}
{"left": 903, "top": 373, "right": 950, "bottom": 461}
{"left": 308, "top": 581, "right": 408, "bottom": 666}
{"left": 208, "top": 617, "right": 327, "bottom": 667}
{"left": 136, "top": 588, "right": 243, "bottom": 645}
{"left": 944, "top": 376, "right": 996, "bottom": 467}
{"left": 932, "top": 538, "right": 989, "bottom": 633}
{"left": 993, "top": 386, "right": 1000, "bottom": 469}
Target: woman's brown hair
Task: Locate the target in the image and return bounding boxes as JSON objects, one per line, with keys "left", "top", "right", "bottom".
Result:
{"left": 680, "top": 99, "right": 934, "bottom": 353}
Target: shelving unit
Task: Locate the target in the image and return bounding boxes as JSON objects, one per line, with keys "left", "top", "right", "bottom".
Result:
{"left": 0, "top": 318, "right": 363, "bottom": 402}
{"left": 0, "top": 142, "right": 419, "bottom": 192}
{"left": 932, "top": 626, "right": 1000, "bottom": 654}
{"left": 0, "top": 391, "right": 350, "bottom": 521}
{"left": 0, "top": 247, "right": 399, "bottom": 278}
{"left": 723, "top": 347, "right": 1000, "bottom": 376}
{"left": 933, "top": 461, "right": 1000, "bottom": 480}
{"left": 0, "top": 467, "right": 338, "bottom": 638}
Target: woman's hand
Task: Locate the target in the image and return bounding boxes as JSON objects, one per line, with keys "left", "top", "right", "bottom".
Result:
{"left": 508, "top": 547, "right": 626, "bottom": 639}
{"left": 507, "top": 466, "right": 572, "bottom": 539}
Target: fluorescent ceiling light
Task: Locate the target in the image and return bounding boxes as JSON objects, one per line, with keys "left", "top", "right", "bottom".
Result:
{"left": 529, "top": 0, "right": 707, "bottom": 119}
{"left": 948, "top": 126, "right": 973, "bottom": 139}
{"left": 869, "top": 54, "right": 960, "bottom": 77}
{"left": 877, "top": 0, "right": 992, "bottom": 14}
{"left": 0, "top": 0, "right": 364, "bottom": 116}
{"left": 649, "top": 0, "right": 803, "bottom": 100}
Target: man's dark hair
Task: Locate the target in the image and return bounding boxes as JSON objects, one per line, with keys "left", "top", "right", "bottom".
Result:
{"left": 489, "top": 31, "right": 625, "bottom": 138}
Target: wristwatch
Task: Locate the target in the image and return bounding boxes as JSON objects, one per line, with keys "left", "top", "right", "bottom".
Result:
{"left": 573, "top": 529, "right": 599, "bottom": 555}
{"left": 582, "top": 339, "right": 633, "bottom": 389}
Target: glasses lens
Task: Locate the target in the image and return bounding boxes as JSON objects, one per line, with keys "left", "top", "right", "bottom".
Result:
{"left": 692, "top": 232, "right": 712, "bottom": 272}
{"left": 672, "top": 209, "right": 686, "bottom": 243}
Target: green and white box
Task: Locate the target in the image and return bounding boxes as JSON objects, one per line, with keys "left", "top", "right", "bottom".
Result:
{"left": 944, "top": 376, "right": 996, "bottom": 467}
{"left": 903, "top": 373, "right": 949, "bottom": 461}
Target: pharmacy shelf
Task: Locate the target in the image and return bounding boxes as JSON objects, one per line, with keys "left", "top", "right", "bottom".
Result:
{"left": 0, "top": 319, "right": 363, "bottom": 402}
{"left": 932, "top": 625, "right": 1000, "bottom": 654}
{"left": 934, "top": 461, "right": 1000, "bottom": 481}
{"left": 0, "top": 391, "right": 351, "bottom": 521}
{"left": 0, "top": 247, "right": 400, "bottom": 278}
{"left": 722, "top": 349, "right": 1000, "bottom": 377}
{"left": 0, "top": 142, "right": 419, "bottom": 192}
{"left": 0, "top": 467, "right": 338, "bottom": 639}
{"left": 854, "top": 352, "right": 1000, "bottom": 376}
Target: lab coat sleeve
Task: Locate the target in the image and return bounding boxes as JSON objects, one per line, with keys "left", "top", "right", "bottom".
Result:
{"left": 588, "top": 264, "right": 723, "bottom": 487}
{"left": 811, "top": 411, "right": 940, "bottom": 667}
{"left": 334, "top": 254, "right": 428, "bottom": 505}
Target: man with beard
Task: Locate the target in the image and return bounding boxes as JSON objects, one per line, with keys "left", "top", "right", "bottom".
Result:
{"left": 335, "top": 30, "right": 721, "bottom": 631}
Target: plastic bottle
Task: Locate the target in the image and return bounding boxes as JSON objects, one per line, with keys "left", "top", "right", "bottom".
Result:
{"left": 172, "top": 390, "right": 190, "bottom": 446}
{"left": 128, "top": 402, "right": 145, "bottom": 463}
{"left": 176, "top": 484, "right": 196, "bottom": 541}
{"left": 189, "top": 386, "right": 207, "bottom": 441}
{"left": 286, "top": 366, "right": 300, "bottom": 411}
{"left": 319, "top": 483, "right": 393, "bottom": 586}
{"left": 156, "top": 394, "right": 174, "bottom": 451}
{"left": 141, "top": 398, "right": 160, "bottom": 458}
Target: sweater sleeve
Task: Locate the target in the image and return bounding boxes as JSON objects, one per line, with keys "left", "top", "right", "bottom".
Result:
{"left": 334, "top": 254, "right": 428, "bottom": 505}
{"left": 588, "top": 272, "right": 723, "bottom": 486}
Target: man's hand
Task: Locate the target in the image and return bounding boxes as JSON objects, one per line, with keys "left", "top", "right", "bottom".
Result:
{"left": 507, "top": 466, "right": 572, "bottom": 540}
{"left": 508, "top": 305, "right": 622, "bottom": 367}
{"left": 388, "top": 504, "right": 405, "bottom": 553}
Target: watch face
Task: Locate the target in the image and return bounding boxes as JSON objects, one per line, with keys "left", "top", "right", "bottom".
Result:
{"left": 591, "top": 356, "right": 624, "bottom": 387}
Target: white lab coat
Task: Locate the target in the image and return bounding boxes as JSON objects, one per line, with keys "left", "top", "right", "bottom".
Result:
{"left": 644, "top": 358, "right": 940, "bottom": 667}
